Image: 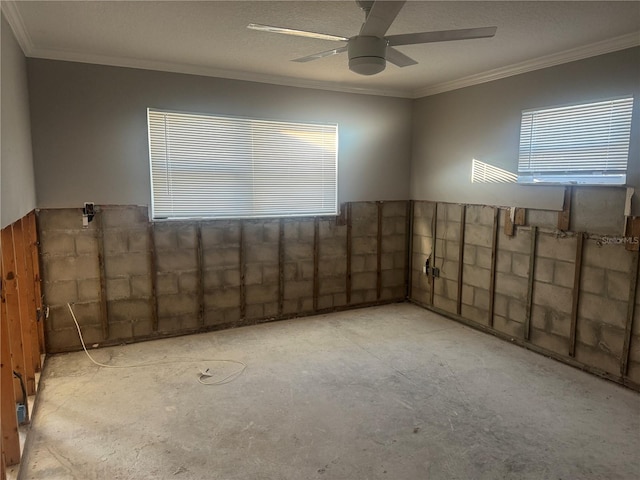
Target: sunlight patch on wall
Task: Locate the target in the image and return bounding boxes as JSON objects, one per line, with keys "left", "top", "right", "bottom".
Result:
{"left": 471, "top": 159, "right": 517, "bottom": 184}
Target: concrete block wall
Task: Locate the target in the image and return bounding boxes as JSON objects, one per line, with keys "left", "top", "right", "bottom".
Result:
{"left": 411, "top": 200, "right": 640, "bottom": 389}
{"left": 38, "top": 202, "right": 408, "bottom": 352}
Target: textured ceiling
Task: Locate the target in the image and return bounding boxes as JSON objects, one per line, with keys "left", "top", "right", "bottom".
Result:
{"left": 4, "top": 1, "right": 640, "bottom": 97}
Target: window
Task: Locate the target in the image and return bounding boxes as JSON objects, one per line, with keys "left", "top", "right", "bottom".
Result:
{"left": 517, "top": 96, "right": 633, "bottom": 185}
{"left": 148, "top": 109, "right": 338, "bottom": 220}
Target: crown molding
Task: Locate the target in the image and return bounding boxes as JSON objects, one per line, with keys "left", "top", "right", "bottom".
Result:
{"left": 1, "top": 0, "right": 33, "bottom": 55}
{"left": 412, "top": 32, "right": 640, "bottom": 99}
{"left": 26, "top": 47, "right": 413, "bottom": 98}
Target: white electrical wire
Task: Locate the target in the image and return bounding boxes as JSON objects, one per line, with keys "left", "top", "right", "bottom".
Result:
{"left": 67, "top": 303, "right": 246, "bottom": 385}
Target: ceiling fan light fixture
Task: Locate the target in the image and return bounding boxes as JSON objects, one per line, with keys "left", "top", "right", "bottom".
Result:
{"left": 347, "top": 35, "right": 387, "bottom": 76}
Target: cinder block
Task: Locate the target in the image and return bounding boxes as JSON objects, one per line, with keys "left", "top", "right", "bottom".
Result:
{"left": 532, "top": 281, "right": 572, "bottom": 314}
{"left": 101, "top": 206, "right": 147, "bottom": 228}
{"left": 153, "top": 226, "right": 178, "bottom": 250}
{"left": 130, "top": 275, "right": 151, "bottom": 298}
{"left": 319, "top": 238, "right": 347, "bottom": 258}
{"left": 319, "top": 276, "right": 345, "bottom": 295}
{"left": 537, "top": 235, "right": 577, "bottom": 262}
{"left": 156, "top": 249, "right": 197, "bottom": 273}
{"left": 244, "top": 223, "right": 264, "bottom": 244}
{"left": 45, "top": 328, "right": 82, "bottom": 352}
{"left": 127, "top": 229, "right": 149, "bottom": 252}
{"left": 178, "top": 272, "right": 199, "bottom": 293}
{"left": 245, "top": 266, "right": 263, "bottom": 286}
{"left": 157, "top": 317, "right": 182, "bottom": 333}
{"left": 464, "top": 223, "right": 493, "bottom": 248}
{"left": 300, "top": 261, "right": 315, "bottom": 280}
{"left": 204, "top": 247, "right": 239, "bottom": 268}
{"left": 606, "top": 270, "right": 631, "bottom": 301}
{"left": 66, "top": 301, "right": 102, "bottom": 327}
{"left": 441, "top": 241, "right": 459, "bottom": 262}
{"left": 461, "top": 304, "right": 489, "bottom": 326}
{"left": 494, "top": 315, "right": 524, "bottom": 338}
{"left": 38, "top": 208, "right": 89, "bottom": 231}
{"left": 462, "top": 265, "right": 490, "bottom": 289}
{"left": 576, "top": 318, "right": 600, "bottom": 348}
{"left": 553, "top": 260, "right": 575, "bottom": 288}
{"left": 578, "top": 292, "right": 627, "bottom": 329}
{"left": 465, "top": 205, "right": 494, "bottom": 226}
{"left": 284, "top": 281, "right": 313, "bottom": 300}
{"left": 283, "top": 262, "right": 298, "bottom": 281}
{"left": 40, "top": 231, "right": 76, "bottom": 256}
{"left": 416, "top": 236, "right": 433, "bottom": 256}
{"left": 475, "top": 247, "right": 492, "bottom": 270}
{"left": 245, "top": 244, "right": 278, "bottom": 264}
{"left": 382, "top": 269, "right": 404, "bottom": 288}
{"left": 318, "top": 295, "right": 334, "bottom": 310}
{"left": 463, "top": 244, "right": 476, "bottom": 265}
{"left": 78, "top": 278, "right": 100, "bottom": 302}
{"left": 580, "top": 266, "right": 605, "bottom": 294}
{"left": 530, "top": 304, "right": 547, "bottom": 331}
{"left": 157, "top": 273, "right": 178, "bottom": 295}
{"left": 474, "top": 288, "right": 490, "bottom": 310}
{"left": 382, "top": 234, "right": 405, "bottom": 253}
{"left": 352, "top": 236, "right": 377, "bottom": 255}
{"left": 599, "top": 325, "right": 624, "bottom": 358}
{"left": 494, "top": 293, "right": 507, "bottom": 317}
{"left": 333, "top": 293, "right": 347, "bottom": 306}
{"left": 440, "top": 260, "right": 458, "bottom": 281}
{"left": 530, "top": 328, "right": 568, "bottom": 356}
{"left": 298, "top": 220, "right": 315, "bottom": 239}
{"left": 205, "top": 288, "right": 240, "bottom": 310}
{"left": 462, "top": 285, "right": 474, "bottom": 306}
{"left": 105, "top": 252, "right": 150, "bottom": 278}
{"left": 548, "top": 310, "right": 571, "bottom": 338}
{"left": 108, "top": 299, "right": 151, "bottom": 323}
{"left": 496, "top": 251, "right": 511, "bottom": 274}
{"left": 352, "top": 272, "right": 376, "bottom": 290}
{"left": 264, "top": 302, "right": 278, "bottom": 318}
{"left": 381, "top": 255, "right": 394, "bottom": 271}
{"left": 158, "top": 293, "right": 198, "bottom": 317}
{"left": 285, "top": 243, "right": 313, "bottom": 262}
{"left": 45, "top": 280, "right": 78, "bottom": 306}
{"left": 495, "top": 273, "right": 528, "bottom": 302}
{"left": 246, "top": 284, "right": 278, "bottom": 304}
{"left": 75, "top": 234, "right": 99, "bottom": 255}
{"left": 434, "top": 295, "right": 456, "bottom": 313}
{"left": 43, "top": 255, "right": 99, "bottom": 282}
{"left": 527, "top": 209, "right": 557, "bottom": 229}
{"left": 507, "top": 299, "right": 527, "bottom": 324}
{"left": 103, "top": 230, "right": 128, "bottom": 255}
{"left": 382, "top": 201, "right": 407, "bottom": 217}
{"left": 177, "top": 226, "right": 197, "bottom": 249}
{"left": 511, "top": 253, "right": 530, "bottom": 278}
{"left": 498, "top": 229, "right": 531, "bottom": 254}
{"left": 574, "top": 343, "right": 619, "bottom": 376}
{"left": 106, "top": 278, "right": 130, "bottom": 300}
{"left": 534, "top": 257, "right": 554, "bottom": 284}
{"left": 109, "top": 321, "right": 133, "bottom": 340}
{"left": 412, "top": 218, "right": 432, "bottom": 238}
{"left": 246, "top": 304, "right": 264, "bottom": 319}
{"left": 201, "top": 225, "right": 223, "bottom": 246}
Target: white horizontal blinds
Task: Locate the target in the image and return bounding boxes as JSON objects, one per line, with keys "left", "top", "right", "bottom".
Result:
{"left": 518, "top": 97, "right": 633, "bottom": 182}
{"left": 148, "top": 109, "right": 338, "bottom": 219}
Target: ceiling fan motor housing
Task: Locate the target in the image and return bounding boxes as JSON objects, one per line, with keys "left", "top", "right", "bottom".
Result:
{"left": 348, "top": 36, "right": 387, "bottom": 75}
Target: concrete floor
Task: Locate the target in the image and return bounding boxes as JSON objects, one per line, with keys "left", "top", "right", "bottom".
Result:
{"left": 18, "top": 304, "right": 640, "bottom": 479}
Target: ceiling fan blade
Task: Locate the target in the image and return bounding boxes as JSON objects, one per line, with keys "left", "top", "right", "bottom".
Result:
{"left": 292, "top": 46, "right": 349, "bottom": 63}
{"left": 386, "top": 47, "right": 417, "bottom": 67}
{"left": 247, "top": 23, "right": 349, "bottom": 42}
{"left": 359, "top": 1, "right": 406, "bottom": 37}
{"left": 387, "top": 26, "right": 497, "bottom": 46}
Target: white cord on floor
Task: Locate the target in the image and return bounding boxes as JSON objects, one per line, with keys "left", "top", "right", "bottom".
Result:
{"left": 67, "top": 303, "right": 246, "bottom": 385}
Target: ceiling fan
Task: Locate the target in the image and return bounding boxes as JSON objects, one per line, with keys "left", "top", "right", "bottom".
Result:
{"left": 248, "top": 0, "right": 497, "bottom": 76}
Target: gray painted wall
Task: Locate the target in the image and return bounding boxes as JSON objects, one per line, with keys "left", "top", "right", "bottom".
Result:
{"left": 411, "top": 48, "right": 640, "bottom": 214}
{"left": 1, "top": 13, "right": 36, "bottom": 228}
{"left": 27, "top": 59, "right": 412, "bottom": 210}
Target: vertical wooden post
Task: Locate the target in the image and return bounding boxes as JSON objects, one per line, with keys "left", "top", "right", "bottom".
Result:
{"left": 148, "top": 223, "right": 158, "bottom": 332}
{"left": 313, "top": 218, "right": 320, "bottom": 311}
{"left": 405, "top": 200, "right": 414, "bottom": 300}
{"left": 558, "top": 186, "right": 572, "bottom": 231}
{"left": 196, "top": 223, "right": 204, "bottom": 327}
{"left": 20, "top": 215, "right": 42, "bottom": 373}
{"left": 239, "top": 222, "right": 246, "bottom": 320}
{"left": 278, "top": 219, "right": 285, "bottom": 316}
{"left": 10, "top": 222, "right": 36, "bottom": 395}
{"left": 524, "top": 226, "right": 538, "bottom": 341}
{"left": 488, "top": 207, "right": 499, "bottom": 327}
{"left": 346, "top": 204, "right": 353, "bottom": 304}
{"left": 1, "top": 278, "right": 20, "bottom": 466}
{"left": 95, "top": 211, "right": 109, "bottom": 340}
{"left": 569, "top": 233, "right": 585, "bottom": 357}
{"left": 1, "top": 228, "right": 27, "bottom": 404}
{"left": 457, "top": 205, "right": 466, "bottom": 315}
{"left": 621, "top": 250, "right": 640, "bottom": 376}
{"left": 26, "top": 212, "right": 45, "bottom": 356}
{"left": 376, "top": 202, "right": 383, "bottom": 300}
{"left": 429, "top": 203, "right": 438, "bottom": 306}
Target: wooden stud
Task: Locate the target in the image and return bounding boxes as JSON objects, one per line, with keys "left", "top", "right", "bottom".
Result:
{"left": 313, "top": 218, "right": 319, "bottom": 311}
{"left": 524, "top": 226, "right": 537, "bottom": 341}
{"left": 429, "top": 203, "right": 437, "bottom": 306}
{"left": 457, "top": 205, "right": 466, "bottom": 315}
{"left": 569, "top": 232, "right": 585, "bottom": 358}
{"left": 1, "top": 274, "right": 20, "bottom": 466}
{"left": 514, "top": 208, "right": 526, "bottom": 226}
{"left": 148, "top": 223, "right": 159, "bottom": 332}
{"left": 625, "top": 217, "right": 640, "bottom": 252}
{"left": 346, "top": 203, "right": 352, "bottom": 304}
{"left": 196, "top": 223, "right": 205, "bottom": 327}
{"left": 95, "top": 211, "right": 109, "bottom": 340}
{"left": 488, "top": 207, "right": 499, "bottom": 327}
{"left": 239, "top": 222, "right": 246, "bottom": 320}
{"left": 504, "top": 208, "right": 515, "bottom": 237}
{"left": 557, "top": 186, "right": 572, "bottom": 231}
{"left": 10, "top": 222, "right": 36, "bottom": 396}
{"left": 1, "top": 227, "right": 27, "bottom": 404}
{"left": 376, "top": 202, "right": 383, "bottom": 300}
{"left": 278, "top": 219, "right": 285, "bottom": 315}
{"left": 621, "top": 250, "right": 640, "bottom": 376}
{"left": 20, "top": 215, "right": 42, "bottom": 374}
{"left": 26, "top": 212, "right": 45, "bottom": 356}
{"left": 405, "top": 200, "right": 414, "bottom": 300}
